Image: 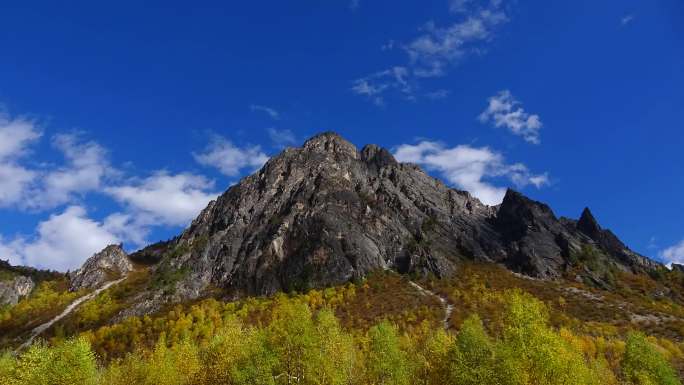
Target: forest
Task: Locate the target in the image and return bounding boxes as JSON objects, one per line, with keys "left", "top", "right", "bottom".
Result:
{"left": 1, "top": 266, "right": 683, "bottom": 385}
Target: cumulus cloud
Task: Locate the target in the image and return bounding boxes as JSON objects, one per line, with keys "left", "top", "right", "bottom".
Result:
{"left": 0, "top": 164, "right": 37, "bottom": 208}
{"left": 0, "top": 115, "right": 41, "bottom": 207}
{"left": 352, "top": 0, "right": 508, "bottom": 104}
{"left": 0, "top": 115, "right": 42, "bottom": 160}
{"left": 193, "top": 135, "right": 269, "bottom": 177}
{"left": 250, "top": 104, "right": 280, "bottom": 120}
{"left": 394, "top": 140, "right": 548, "bottom": 205}
{"left": 479, "top": 90, "right": 542, "bottom": 144}
{"left": 27, "top": 133, "right": 117, "bottom": 209}
{"left": 105, "top": 172, "right": 220, "bottom": 227}
{"left": 0, "top": 206, "right": 123, "bottom": 271}
{"left": 660, "top": 240, "right": 684, "bottom": 268}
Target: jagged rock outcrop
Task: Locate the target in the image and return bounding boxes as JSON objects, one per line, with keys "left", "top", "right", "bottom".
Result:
{"left": 672, "top": 264, "right": 684, "bottom": 273}
{"left": 69, "top": 244, "right": 133, "bottom": 291}
{"left": 126, "top": 132, "right": 662, "bottom": 313}
{"left": 0, "top": 276, "right": 34, "bottom": 306}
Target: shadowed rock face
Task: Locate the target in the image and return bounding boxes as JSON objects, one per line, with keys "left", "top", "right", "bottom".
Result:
{"left": 127, "top": 132, "right": 661, "bottom": 311}
{"left": 69, "top": 244, "right": 132, "bottom": 291}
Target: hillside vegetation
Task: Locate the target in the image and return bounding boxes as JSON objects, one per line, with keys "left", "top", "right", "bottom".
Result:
{"left": 1, "top": 264, "right": 683, "bottom": 384}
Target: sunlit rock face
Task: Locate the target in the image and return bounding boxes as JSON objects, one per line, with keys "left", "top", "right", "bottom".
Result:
{"left": 0, "top": 276, "right": 34, "bottom": 306}
{"left": 69, "top": 244, "right": 133, "bottom": 291}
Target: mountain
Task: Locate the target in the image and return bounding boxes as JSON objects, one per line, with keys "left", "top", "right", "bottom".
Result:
{"left": 2, "top": 132, "right": 683, "bottom": 383}
{"left": 108, "top": 132, "right": 663, "bottom": 316}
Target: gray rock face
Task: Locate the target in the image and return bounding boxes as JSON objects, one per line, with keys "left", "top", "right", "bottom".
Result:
{"left": 69, "top": 244, "right": 133, "bottom": 291}
{"left": 672, "top": 264, "right": 684, "bottom": 273}
{"left": 137, "top": 132, "right": 661, "bottom": 307}
{"left": 0, "top": 276, "right": 34, "bottom": 306}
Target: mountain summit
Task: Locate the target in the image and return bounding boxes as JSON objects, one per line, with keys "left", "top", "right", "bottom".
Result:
{"left": 119, "top": 132, "right": 660, "bottom": 315}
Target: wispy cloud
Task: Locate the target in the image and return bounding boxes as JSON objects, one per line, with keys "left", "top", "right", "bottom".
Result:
{"left": 350, "top": 0, "right": 360, "bottom": 11}
{"left": 425, "top": 89, "right": 451, "bottom": 100}
{"left": 394, "top": 140, "right": 548, "bottom": 205}
{"left": 352, "top": 0, "right": 509, "bottom": 104}
{"left": 404, "top": 8, "right": 507, "bottom": 78}
{"left": 351, "top": 66, "right": 413, "bottom": 105}
{"left": 660, "top": 239, "right": 684, "bottom": 268}
{"left": 268, "top": 128, "right": 297, "bottom": 148}
{"left": 250, "top": 104, "right": 280, "bottom": 120}
{"left": 449, "top": 0, "right": 473, "bottom": 14}
{"left": 621, "top": 14, "right": 635, "bottom": 26}
{"left": 479, "top": 90, "right": 542, "bottom": 144}
{"left": 193, "top": 135, "right": 269, "bottom": 177}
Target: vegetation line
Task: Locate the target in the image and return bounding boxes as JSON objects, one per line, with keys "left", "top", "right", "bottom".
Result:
{"left": 16, "top": 277, "right": 126, "bottom": 353}
{"left": 408, "top": 280, "right": 453, "bottom": 329}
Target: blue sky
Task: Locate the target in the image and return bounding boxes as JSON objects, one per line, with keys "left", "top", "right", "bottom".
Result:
{"left": 0, "top": 0, "right": 682, "bottom": 271}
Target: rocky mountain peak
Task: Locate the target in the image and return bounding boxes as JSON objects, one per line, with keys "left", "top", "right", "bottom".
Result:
{"left": 302, "top": 131, "right": 359, "bottom": 158}
{"left": 577, "top": 207, "right": 602, "bottom": 238}
{"left": 69, "top": 244, "right": 132, "bottom": 291}
{"left": 360, "top": 144, "right": 398, "bottom": 168}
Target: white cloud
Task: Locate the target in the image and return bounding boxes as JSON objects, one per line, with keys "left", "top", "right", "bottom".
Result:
{"left": 28, "top": 133, "right": 117, "bottom": 209}
{"left": 0, "top": 206, "right": 123, "bottom": 271}
{"left": 394, "top": 140, "right": 548, "bottom": 205}
{"left": 479, "top": 90, "right": 542, "bottom": 144}
{"left": 250, "top": 104, "right": 280, "bottom": 120}
{"left": 0, "top": 115, "right": 41, "bottom": 207}
{"left": 350, "top": 0, "right": 360, "bottom": 11}
{"left": 193, "top": 135, "right": 269, "bottom": 177}
{"left": 0, "top": 115, "right": 42, "bottom": 161}
{"left": 105, "top": 172, "right": 220, "bottom": 227}
{"left": 660, "top": 240, "right": 684, "bottom": 268}
{"left": 0, "top": 164, "right": 37, "bottom": 208}
{"left": 268, "top": 128, "right": 297, "bottom": 148}
{"left": 621, "top": 15, "right": 634, "bottom": 26}
{"left": 353, "top": 0, "right": 508, "bottom": 104}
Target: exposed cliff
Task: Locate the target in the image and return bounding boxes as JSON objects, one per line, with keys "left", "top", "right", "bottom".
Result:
{"left": 118, "top": 132, "right": 662, "bottom": 315}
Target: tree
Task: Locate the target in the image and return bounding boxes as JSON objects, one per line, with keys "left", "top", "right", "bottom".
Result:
{"left": 448, "top": 315, "right": 499, "bottom": 385}
{"left": 497, "top": 291, "right": 606, "bottom": 385}
{"left": 366, "top": 321, "right": 410, "bottom": 385}
{"left": 621, "top": 332, "right": 680, "bottom": 385}
{"left": 308, "top": 308, "right": 355, "bottom": 385}
{"left": 268, "top": 298, "right": 316, "bottom": 385}
{"left": 7, "top": 338, "right": 98, "bottom": 385}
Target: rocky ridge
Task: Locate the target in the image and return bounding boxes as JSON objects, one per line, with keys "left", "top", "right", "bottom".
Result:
{"left": 69, "top": 244, "right": 133, "bottom": 291}
{"left": 110, "top": 132, "right": 662, "bottom": 316}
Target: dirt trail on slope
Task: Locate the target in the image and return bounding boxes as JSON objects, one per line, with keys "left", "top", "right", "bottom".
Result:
{"left": 16, "top": 277, "right": 126, "bottom": 352}
{"left": 409, "top": 281, "right": 454, "bottom": 330}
